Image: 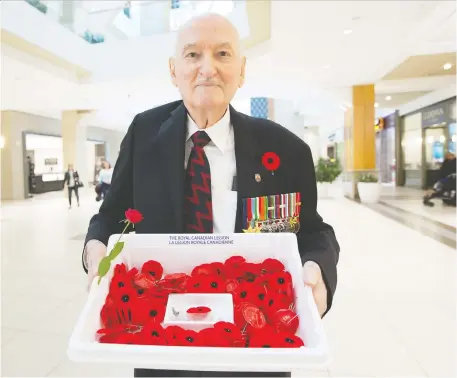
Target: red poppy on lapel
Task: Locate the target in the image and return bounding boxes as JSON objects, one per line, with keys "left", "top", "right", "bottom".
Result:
{"left": 262, "top": 152, "right": 280, "bottom": 173}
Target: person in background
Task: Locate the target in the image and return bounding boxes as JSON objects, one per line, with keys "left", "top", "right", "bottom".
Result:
{"left": 65, "top": 164, "right": 80, "bottom": 209}
{"left": 98, "top": 161, "right": 113, "bottom": 199}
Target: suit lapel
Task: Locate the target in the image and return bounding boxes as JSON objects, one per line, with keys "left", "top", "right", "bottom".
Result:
{"left": 230, "top": 106, "right": 276, "bottom": 232}
{"left": 155, "top": 102, "right": 187, "bottom": 232}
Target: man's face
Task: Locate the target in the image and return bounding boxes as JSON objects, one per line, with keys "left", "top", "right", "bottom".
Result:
{"left": 169, "top": 16, "right": 246, "bottom": 110}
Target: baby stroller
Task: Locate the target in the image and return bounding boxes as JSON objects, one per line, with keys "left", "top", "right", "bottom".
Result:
{"left": 423, "top": 173, "right": 456, "bottom": 207}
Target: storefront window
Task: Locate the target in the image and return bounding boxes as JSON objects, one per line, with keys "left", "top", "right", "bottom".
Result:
{"left": 402, "top": 113, "right": 422, "bottom": 170}
{"left": 424, "top": 128, "right": 446, "bottom": 169}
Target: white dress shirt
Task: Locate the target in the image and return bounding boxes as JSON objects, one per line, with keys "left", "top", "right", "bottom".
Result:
{"left": 185, "top": 110, "right": 238, "bottom": 233}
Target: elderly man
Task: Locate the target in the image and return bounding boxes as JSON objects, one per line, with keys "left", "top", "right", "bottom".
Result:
{"left": 83, "top": 13, "right": 339, "bottom": 378}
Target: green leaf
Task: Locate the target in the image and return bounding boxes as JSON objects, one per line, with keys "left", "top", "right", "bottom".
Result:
{"left": 97, "top": 256, "right": 112, "bottom": 285}
{"left": 108, "top": 241, "right": 124, "bottom": 260}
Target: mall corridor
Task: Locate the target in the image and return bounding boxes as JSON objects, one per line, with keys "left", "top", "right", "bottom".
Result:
{"left": 1, "top": 190, "right": 455, "bottom": 377}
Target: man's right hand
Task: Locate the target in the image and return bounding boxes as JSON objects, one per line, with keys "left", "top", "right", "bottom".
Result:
{"left": 85, "top": 240, "right": 107, "bottom": 292}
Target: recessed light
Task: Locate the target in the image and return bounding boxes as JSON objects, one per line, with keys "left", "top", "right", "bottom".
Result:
{"left": 374, "top": 103, "right": 379, "bottom": 108}
{"left": 443, "top": 63, "right": 452, "bottom": 70}
{"left": 385, "top": 96, "right": 392, "bottom": 101}
{"left": 324, "top": 64, "right": 331, "bottom": 69}
{"left": 343, "top": 29, "right": 353, "bottom": 35}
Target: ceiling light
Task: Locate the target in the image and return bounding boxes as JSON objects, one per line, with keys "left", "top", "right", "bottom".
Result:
{"left": 324, "top": 65, "right": 330, "bottom": 69}
{"left": 385, "top": 96, "right": 392, "bottom": 101}
{"left": 343, "top": 29, "right": 353, "bottom": 35}
{"left": 443, "top": 63, "right": 452, "bottom": 70}
{"left": 374, "top": 103, "right": 379, "bottom": 108}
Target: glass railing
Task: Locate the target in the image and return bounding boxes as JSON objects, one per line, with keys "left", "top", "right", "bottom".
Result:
{"left": 22, "top": 0, "right": 247, "bottom": 45}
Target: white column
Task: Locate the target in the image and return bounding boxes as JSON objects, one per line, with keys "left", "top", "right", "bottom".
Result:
{"left": 62, "top": 110, "right": 89, "bottom": 186}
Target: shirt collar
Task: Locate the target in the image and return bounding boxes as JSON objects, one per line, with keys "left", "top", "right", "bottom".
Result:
{"left": 186, "top": 108, "right": 231, "bottom": 154}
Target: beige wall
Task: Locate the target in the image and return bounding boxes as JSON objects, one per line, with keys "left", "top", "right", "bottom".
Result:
{"left": 0, "top": 110, "right": 126, "bottom": 201}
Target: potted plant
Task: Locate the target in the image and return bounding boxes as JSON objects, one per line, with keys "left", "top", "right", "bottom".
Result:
{"left": 357, "top": 173, "right": 381, "bottom": 204}
{"left": 315, "top": 158, "right": 342, "bottom": 198}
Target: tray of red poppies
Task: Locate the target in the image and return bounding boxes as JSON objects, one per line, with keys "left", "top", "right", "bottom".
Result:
{"left": 68, "top": 233, "right": 329, "bottom": 371}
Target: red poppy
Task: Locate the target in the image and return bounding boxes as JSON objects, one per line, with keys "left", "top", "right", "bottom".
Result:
{"left": 238, "top": 262, "right": 261, "bottom": 282}
{"left": 198, "top": 328, "right": 232, "bottom": 347}
{"left": 232, "top": 282, "right": 257, "bottom": 305}
{"left": 165, "top": 326, "right": 185, "bottom": 345}
{"left": 132, "top": 298, "right": 166, "bottom": 325}
{"left": 214, "top": 322, "right": 243, "bottom": 344}
{"left": 224, "top": 256, "right": 246, "bottom": 276}
{"left": 140, "top": 323, "right": 167, "bottom": 345}
{"left": 201, "top": 275, "right": 226, "bottom": 293}
{"left": 248, "top": 327, "right": 278, "bottom": 348}
{"left": 209, "top": 262, "right": 226, "bottom": 277}
{"left": 185, "top": 275, "right": 207, "bottom": 293}
{"left": 187, "top": 306, "right": 211, "bottom": 320}
{"left": 141, "top": 260, "right": 164, "bottom": 280}
{"left": 267, "top": 272, "right": 293, "bottom": 297}
{"left": 97, "top": 324, "right": 141, "bottom": 344}
{"left": 177, "top": 329, "right": 199, "bottom": 346}
{"left": 191, "top": 263, "right": 215, "bottom": 276}
{"left": 261, "top": 258, "right": 285, "bottom": 274}
{"left": 275, "top": 332, "right": 304, "bottom": 348}
{"left": 125, "top": 208, "right": 144, "bottom": 224}
{"left": 262, "top": 152, "right": 280, "bottom": 172}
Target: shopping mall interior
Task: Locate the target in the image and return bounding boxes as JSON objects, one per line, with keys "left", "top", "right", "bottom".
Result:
{"left": 1, "top": 0, "right": 456, "bottom": 377}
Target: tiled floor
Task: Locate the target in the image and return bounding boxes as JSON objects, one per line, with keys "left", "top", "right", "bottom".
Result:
{"left": 1, "top": 189, "right": 456, "bottom": 377}
{"left": 379, "top": 185, "right": 456, "bottom": 228}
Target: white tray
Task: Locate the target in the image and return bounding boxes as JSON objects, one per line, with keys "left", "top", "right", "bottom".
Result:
{"left": 68, "top": 233, "right": 330, "bottom": 372}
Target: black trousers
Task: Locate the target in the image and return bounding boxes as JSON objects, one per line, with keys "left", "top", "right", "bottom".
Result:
{"left": 68, "top": 186, "right": 79, "bottom": 206}
{"left": 133, "top": 369, "right": 290, "bottom": 377}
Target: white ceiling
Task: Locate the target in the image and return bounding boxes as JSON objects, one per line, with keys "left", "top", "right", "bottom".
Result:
{"left": 1, "top": 0, "right": 456, "bottom": 135}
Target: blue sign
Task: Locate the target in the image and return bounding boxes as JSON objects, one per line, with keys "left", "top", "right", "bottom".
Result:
{"left": 432, "top": 142, "right": 444, "bottom": 160}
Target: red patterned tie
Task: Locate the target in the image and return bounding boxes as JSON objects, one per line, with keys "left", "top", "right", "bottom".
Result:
{"left": 184, "top": 131, "right": 213, "bottom": 233}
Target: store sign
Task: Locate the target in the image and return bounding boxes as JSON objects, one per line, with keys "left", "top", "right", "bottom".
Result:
{"left": 422, "top": 103, "right": 449, "bottom": 128}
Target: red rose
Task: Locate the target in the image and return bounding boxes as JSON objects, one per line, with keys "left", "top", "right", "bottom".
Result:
{"left": 262, "top": 152, "right": 280, "bottom": 172}
{"left": 125, "top": 208, "right": 144, "bottom": 224}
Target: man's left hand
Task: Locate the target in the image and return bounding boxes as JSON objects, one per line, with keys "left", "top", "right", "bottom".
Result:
{"left": 303, "top": 261, "right": 327, "bottom": 317}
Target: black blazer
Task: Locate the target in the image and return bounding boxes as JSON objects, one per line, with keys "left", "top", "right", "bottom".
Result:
{"left": 65, "top": 170, "right": 80, "bottom": 187}
{"left": 84, "top": 101, "right": 340, "bottom": 315}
